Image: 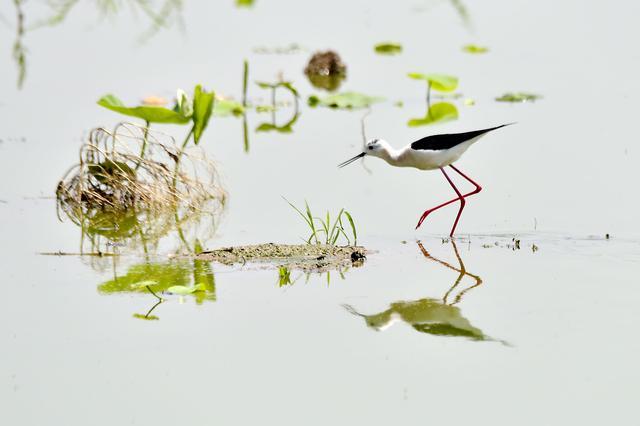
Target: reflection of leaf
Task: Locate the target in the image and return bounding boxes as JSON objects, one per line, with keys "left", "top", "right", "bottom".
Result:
{"left": 255, "top": 80, "right": 300, "bottom": 98}
{"left": 99, "top": 262, "right": 191, "bottom": 294}
{"left": 236, "top": 0, "right": 255, "bottom": 7}
{"left": 193, "top": 256, "right": 216, "bottom": 304}
{"left": 256, "top": 112, "right": 300, "bottom": 133}
{"left": 462, "top": 44, "right": 489, "bottom": 54}
{"left": 495, "top": 92, "right": 541, "bottom": 103}
{"left": 97, "top": 94, "right": 191, "bottom": 124}
{"left": 408, "top": 102, "right": 459, "bottom": 127}
{"left": 407, "top": 73, "right": 458, "bottom": 92}
{"left": 133, "top": 313, "right": 159, "bottom": 321}
{"left": 166, "top": 284, "right": 206, "bottom": 295}
{"left": 374, "top": 42, "right": 402, "bottom": 55}
{"left": 192, "top": 85, "right": 215, "bottom": 144}
{"left": 213, "top": 99, "right": 244, "bottom": 116}
{"left": 131, "top": 280, "right": 159, "bottom": 289}
{"left": 307, "top": 92, "right": 384, "bottom": 109}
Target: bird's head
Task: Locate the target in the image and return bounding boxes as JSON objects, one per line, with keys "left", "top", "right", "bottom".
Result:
{"left": 338, "top": 138, "right": 390, "bottom": 168}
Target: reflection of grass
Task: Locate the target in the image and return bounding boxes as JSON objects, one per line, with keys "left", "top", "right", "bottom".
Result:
{"left": 12, "top": 0, "right": 26, "bottom": 89}
{"left": 284, "top": 198, "right": 357, "bottom": 245}
{"left": 32, "top": 0, "right": 184, "bottom": 40}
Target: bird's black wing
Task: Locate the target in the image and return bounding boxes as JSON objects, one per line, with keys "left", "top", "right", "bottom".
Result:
{"left": 410, "top": 124, "right": 512, "bottom": 151}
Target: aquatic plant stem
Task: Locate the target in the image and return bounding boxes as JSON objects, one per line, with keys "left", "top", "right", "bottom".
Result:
{"left": 135, "top": 120, "right": 151, "bottom": 171}
{"left": 172, "top": 127, "right": 194, "bottom": 187}
{"left": 242, "top": 60, "right": 250, "bottom": 152}
{"left": 242, "top": 60, "right": 248, "bottom": 106}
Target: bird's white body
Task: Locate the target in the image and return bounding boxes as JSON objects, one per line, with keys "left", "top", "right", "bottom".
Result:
{"left": 337, "top": 124, "right": 512, "bottom": 236}
{"left": 368, "top": 136, "right": 483, "bottom": 170}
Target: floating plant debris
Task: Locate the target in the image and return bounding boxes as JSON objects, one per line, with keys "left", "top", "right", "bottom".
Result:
{"left": 462, "top": 44, "right": 489, "bottom": 54}
{"left": 374, "top": 42, "right": 402, "bottom": 55}
{"left": 495, "top": 92, "right": 542, "bottom": 102}
{"left": 253, "top": 43, "right": 303, "bottom": 54}
{"left": 307, "top": 92, "right": 384, "bottom": 109}
{"left": 196, "top": 244, "right": 366, "bottom": 272}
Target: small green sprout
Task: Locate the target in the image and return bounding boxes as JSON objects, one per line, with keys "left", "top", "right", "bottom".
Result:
{"left": 283, "top": 198, "right": 358, "bottom": 246}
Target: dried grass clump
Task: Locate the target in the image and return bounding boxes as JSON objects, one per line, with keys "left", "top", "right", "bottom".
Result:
{"left": 57, "top": 122, "right": 225, "bottom": 213}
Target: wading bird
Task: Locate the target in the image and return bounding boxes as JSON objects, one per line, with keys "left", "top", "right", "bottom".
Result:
{"left": 338, "top": 124, "right": 513, "bottom": 236}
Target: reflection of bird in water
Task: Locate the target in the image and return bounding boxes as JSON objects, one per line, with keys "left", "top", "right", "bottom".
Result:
{"left": 344, "top": 241, "right": 507, "bottom": 343}
{"left": 339, "top": 124, "right": 514, "bottom": 236}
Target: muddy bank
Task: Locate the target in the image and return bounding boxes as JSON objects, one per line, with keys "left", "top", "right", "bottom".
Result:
{"left": 196, "top": 243, "right": 366, "bottom": 272}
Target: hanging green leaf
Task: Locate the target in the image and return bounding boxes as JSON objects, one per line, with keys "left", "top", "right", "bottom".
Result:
{"left": 374, "top": 42, "right": 402, "bottom": 55}
{"left": 97, "top": 94, "right": 191, "bottom": 124}
{"left": 192, "top": 85, "right": 215, "bottom": 144}
{"left": 408, "top": 102, "right": 459, "bottom": 127}
{"left": 407, "top": 73, "right": 459, "bottom": 92}
{"left": 307, "top": 92, "right": 384, "bottom": 109}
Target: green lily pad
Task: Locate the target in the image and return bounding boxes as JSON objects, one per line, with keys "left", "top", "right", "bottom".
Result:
{"left": 407, "top": 73, "right": 459, "bottom": 92}
{"left": 307, "top": 92, "right": 384, "bottom": 109}
{"left": 495, "top": 92, "right": 542, "bottom": 102}
{"left": 374, "top": 42, "right": 402, "bottom": 55}
{"left": 97, "top": 94, "right": 191, "bottom": 124}
{"left": 462, "top": 44, "right": 489, "bottom": 54}
{"left": 408, "top": 102, "right": 459, "bottom": 127}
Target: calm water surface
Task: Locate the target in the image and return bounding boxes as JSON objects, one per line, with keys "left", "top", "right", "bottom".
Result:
{"left": 1, "top": 1, "right": 639, "bottom": 425}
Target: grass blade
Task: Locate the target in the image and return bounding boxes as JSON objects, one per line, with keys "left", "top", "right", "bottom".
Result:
{"left": 305, "top": 201, "right": 319, "bottom": 244}
{"left": 329, "top": 208, "right": 344, "bottom": 245}
{"left": 343, "top": 210, "right": 357, "bottom": 245}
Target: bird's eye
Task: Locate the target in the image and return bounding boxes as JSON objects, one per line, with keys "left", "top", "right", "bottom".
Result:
{"left": 368, "top": 146, "right": 373, "bottom": 150}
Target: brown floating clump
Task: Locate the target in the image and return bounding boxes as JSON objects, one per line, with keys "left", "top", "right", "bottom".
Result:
{"left": 304, "top": 50, "right": 347, "bottom": 91}
{"left": 197, "top": 243, "right": 366, "bottom": 272}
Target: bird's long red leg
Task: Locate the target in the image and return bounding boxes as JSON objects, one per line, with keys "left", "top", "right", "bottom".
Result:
{"left": 449, "top": 164, "right": 482, "bottom": 193}
{"left": 415, "top": 165, "right": 482, "bottom": 231}
{"left": 441, "top": 168, "right": 466, "bottom": 237}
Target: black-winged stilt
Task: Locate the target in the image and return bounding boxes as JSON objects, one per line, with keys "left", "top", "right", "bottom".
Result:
{"left": 338, "top": 124, "right": 513, "bottom": 237}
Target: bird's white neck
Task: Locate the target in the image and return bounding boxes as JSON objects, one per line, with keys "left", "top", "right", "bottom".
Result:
{"left": 379, "top": 146, "right": 403, "bottom": 166}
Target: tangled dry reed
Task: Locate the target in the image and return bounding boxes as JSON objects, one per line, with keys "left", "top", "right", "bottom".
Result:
{"left": 56, "top": 122, "right": 226, "bottom": 257}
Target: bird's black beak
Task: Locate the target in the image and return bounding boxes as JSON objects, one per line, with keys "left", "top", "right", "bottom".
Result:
{"left": 338, "top": 152, "right": 366, "bottom": 168}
